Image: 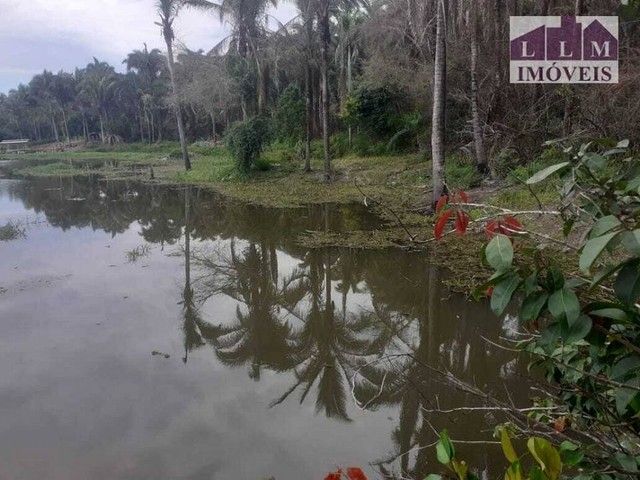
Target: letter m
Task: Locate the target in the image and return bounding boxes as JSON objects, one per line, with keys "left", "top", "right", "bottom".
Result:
{"left": 591, "top": 41, "right": 610, "bottom": 58}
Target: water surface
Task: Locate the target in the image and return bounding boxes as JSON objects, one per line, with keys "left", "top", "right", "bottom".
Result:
{"left": 0, "top": 176, "right": 528, "bottom": 480}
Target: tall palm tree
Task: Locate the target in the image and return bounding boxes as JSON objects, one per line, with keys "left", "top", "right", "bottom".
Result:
{"left": 183, "top": 0, "right": 277, "bottom": 59}
{"left": 183, "top": 0, "right": 277, "bottom": 115}
{"left": 124, "top": 44, "right": 167, "bottom": 142}
{"left": 156, "top": 0, "right": 191, "bottom": 170}
{"left": 77, "top": 59, "right": 117, "bottom": 143}
{"left": 315, "top": 0, "right": 361, "bottom": 181}
{"left": 431, "top": 0, "right": 446, "bottom": 207}
{"left": 29, "top": 71, "right": 61, "bottom": 143}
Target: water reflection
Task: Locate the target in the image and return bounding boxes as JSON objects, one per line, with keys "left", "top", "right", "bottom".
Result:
{"left": 1, "top": 176, "right": 528, "bottom": 479}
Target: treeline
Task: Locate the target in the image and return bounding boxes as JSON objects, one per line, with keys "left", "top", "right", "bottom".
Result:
{"left": 1, "top": 1, "right": 639, "bottom": 186}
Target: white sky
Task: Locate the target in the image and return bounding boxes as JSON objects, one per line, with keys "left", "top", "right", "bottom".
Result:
{"left": 0, "top": 0, "right": 298, "bottom": 93}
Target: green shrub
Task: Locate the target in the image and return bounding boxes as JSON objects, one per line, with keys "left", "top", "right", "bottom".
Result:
{"left": 225, "top": 116, "right": 273, "bottom": 173}
{"left": 273, "top": 84, "right": 305, "bottom": 142}
{"left": 386, "top": 112, "right": 423, "bottom": 153}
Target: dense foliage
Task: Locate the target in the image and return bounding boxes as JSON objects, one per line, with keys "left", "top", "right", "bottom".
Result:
{"left": 225, "top": 116, "right": 273, "bottom": 173}
{"left": 1, "top": 1, "right": 638, "bottom": 173}
{"left": 433, "top": 139, "right": 640, "bottom": 478}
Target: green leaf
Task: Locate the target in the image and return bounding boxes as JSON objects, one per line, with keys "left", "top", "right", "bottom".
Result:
{"left": 614, "top": 261, "right": 640, "bottom": 306}
{"left": 528, "top": 466, "right": 543, "bottom": 480}
{"left": 612, "top": 356, "right": 640, "bottom": 380}
{"left": 565, "top": 278, "right": 587, "bottom": 288}
{"left": 548, "top": 288, "right": 581, "bottom": 326}
{"left": 611, "top": 452, "right": 639, "bottom": 472}
{"left": 589, "top": 215, "right": 621, "bottom": 239}
{"left": 621, "top": 230, "right": 640, "bottom": 256}
{"left": 583, "top": 152, "right": 606, "bottom": 171}
{"left": 589, "top": 263, "right": 624, "bottom": 291}
{"left": 559, "top": 441, "right": 583, "bottom": 468}
{"left": 617, "top": 139, "right": 630, "bottom": 148}
{"left": 546, "top": 266, "right": 565, "bottom": 291}
{"left": 526, "top": 162, "right": 571, "bottom": 184}
{"left": 521, "top": 292, "right": 548, "bottom": 323}
{"left": 491, "top": 273, "right": 521, "bottom": 316}
{"left": 486, "top": 234, "right": 514, "bottom": 271}
{"left": 560, "top": 314, "right": 592, "bottom": 343}
{"left": 499, "top": 427, "right": 518, "bottom": 463}
{"left": 579, "top": 231, "right": 620, "bottom": 273}
{"left": 435, "top": 430, "right": 455, "bottom": 465}
{"left": 615, "top": 380, "right": 640, "bottom": 416}
{"left": 527, "top": 438, "right": 562, "bottom": 480}
{"left": 504, "top": 461, "right": 522, "bottom": 480}
{"left": 423, "top": 475, "right": 443, "bottom": 480}
{"left": 590, "top": 308, "right": 628, "bottom": 321}
{"left": 562, "top": 449, "right": 584, "bottom": 467}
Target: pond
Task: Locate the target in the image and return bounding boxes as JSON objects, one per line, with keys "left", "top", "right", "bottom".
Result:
{"left": 0, "top": 175, "right": 529, "bottom": 480}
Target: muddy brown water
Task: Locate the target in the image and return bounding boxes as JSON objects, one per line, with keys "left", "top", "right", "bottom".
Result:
{"left": 0, "top": 175, "right": 530, "bottom": 480}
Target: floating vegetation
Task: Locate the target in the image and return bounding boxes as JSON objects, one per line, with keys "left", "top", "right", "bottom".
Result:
{"left": 126, "top": 244, "right": 151, "bottom": 263}
{"left": 0, "top": 221, "right": 26, "bottom": 242}
{"left": 151, "top": 351, "right": 170, "bottom": 359}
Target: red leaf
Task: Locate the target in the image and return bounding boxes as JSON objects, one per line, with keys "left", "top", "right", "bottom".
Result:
{"left": 435, "top": 195, "right": 448, "bottom": 214}
{"left": 435, "top": 210, "right": 453, "bottom": 240}
{"left": 346, "top": 467, "right": 368, "bottom": 480}
{"left": 486, "top": 285, "right": 494, "bottom": 297}
{"left": 324, "top": 470, "right": 342, "bottom": 480}
{"left": 455, "top": 211, "right": 470, "bottom": 236}
{"left": 457, "top": 191, "right": 469, "bottom": 203}
{"left": 502, "top": 215, "right": 522, "bottom": 235}
{"left": 486, "top": 220, "right": 499, "bottom": 239}
{"left": 554, "top": 417, "right": 568, "bottom": 433}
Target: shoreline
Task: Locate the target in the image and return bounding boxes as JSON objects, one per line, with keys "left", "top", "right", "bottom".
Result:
{"left": 0, "top": 145, "right": 575, "bottom": 294}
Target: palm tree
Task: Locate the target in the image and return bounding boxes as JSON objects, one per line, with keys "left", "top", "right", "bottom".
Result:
{"left": 29, "top": 71, "right": 61, "bottom": 144}
{"left": 183, "top": 0, "right": 277, "bottom": 115}
{"left": 156, "top": 0, "right": 191, "bottom": 170}
{"left": 431, "top": 0, "right": 446, "bottom": 207}
{"left": 183, "top": 0, "right": 277, "bottom": 59}
{"left": 77, "top": 59, "right": 117, "bottom": 143}
{"left": 315, "top": 0, "right": 361, "bottom": 181}
{"left": 123, "top": 44, "right": 167, "bottom": 142}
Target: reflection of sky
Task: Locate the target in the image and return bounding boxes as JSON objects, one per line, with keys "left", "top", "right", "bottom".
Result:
{"left": 0, "top": 180, "right": 394, "bottom": 480}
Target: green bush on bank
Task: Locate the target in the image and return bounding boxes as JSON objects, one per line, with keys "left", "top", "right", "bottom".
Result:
{"left": 225, "top": 116, "right": 273, "bottom": 174}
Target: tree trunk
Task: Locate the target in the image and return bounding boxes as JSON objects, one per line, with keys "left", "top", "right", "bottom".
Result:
{"left": 318, "top": 5, "right": 331, "bottom": 182}
{"left": 210, "top": 112, "right": 217, "bottom": 141}
{"left": 51, "top": 113, "right": 60, "bottom": 144}
{"left": 165, "top": 39, "right": 191, "bottom": 170}
{"left": 99, "top": 113, "right": 106, "bottom": 144}
{"left": 563, "top": 0, "right": 584, "bottom": 136}
{"left": 431, "top": 0, "right": 447, "bottom": 205}
{"left": 61, "top": 108, "right": 71, "bottom": 146}
{"left": 83, "top": 116, "right": 89, "bottom": 144}
{"left": 347, "top": 44, "right": 353, "bottom": 148}
{"left": 470, "top": 0, "right": 487, "bottom": 173}
{"left": 305, "top": 63, "right": 312, "bottom": 172}
{"left": 139, "top": 107, "right": 145, "bottom": 143}
{"left": 431, "top": 0, "right": 446, "bottom": 207}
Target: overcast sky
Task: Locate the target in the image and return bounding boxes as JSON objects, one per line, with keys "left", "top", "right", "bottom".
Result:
{"left": 0, "top": 0, "right": 297, "bottom": 94}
